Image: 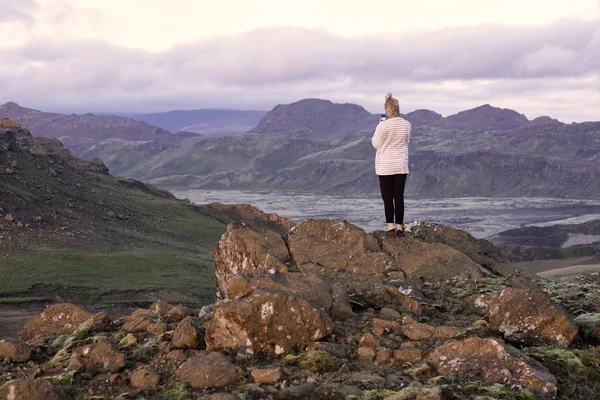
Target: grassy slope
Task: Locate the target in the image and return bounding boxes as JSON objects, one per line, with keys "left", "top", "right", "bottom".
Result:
{"left": 0, "top": 135, "right": 227, "bottom": 305}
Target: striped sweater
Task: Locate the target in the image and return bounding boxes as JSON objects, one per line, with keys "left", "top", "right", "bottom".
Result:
{"left": 371, "top": 116, "right": 411, "bottom": 175}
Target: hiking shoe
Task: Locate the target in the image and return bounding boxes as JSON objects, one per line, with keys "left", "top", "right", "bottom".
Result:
{"left": 396, "top": 230, "right": 405, "bottom": 238}
{"left": 386, "top": 229, "right": 396, "bottom": 238}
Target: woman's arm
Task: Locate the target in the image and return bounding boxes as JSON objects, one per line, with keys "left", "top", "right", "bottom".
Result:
{"left": 372, "top": 123, "right": 386, "bottom": 149}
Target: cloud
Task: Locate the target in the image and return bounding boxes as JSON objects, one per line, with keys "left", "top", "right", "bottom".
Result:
{"left": 0, "top": 20, "right": 598, "bottom": 122}
{"left": 0, "top": 0, "right": 39, "bottom": 23}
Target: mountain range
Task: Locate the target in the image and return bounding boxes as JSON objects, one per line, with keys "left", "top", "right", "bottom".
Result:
{"left": 1, "top": 99, "right": 598, "bottom": 197}
{"left": 121, "top": 108, "right": 266, "bottom": 135}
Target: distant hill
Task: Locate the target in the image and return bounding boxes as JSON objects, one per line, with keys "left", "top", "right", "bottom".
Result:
{"left": 0, "top": 102, "right": 198, "bottom": 156}
{"left": 249, "top": 99, "right": 378, "bottom": 139}
{"left": 433, "top": 104, "right": 529, "bottom": 131}
{"left": 123, "top": 109, "right": 267, "bottom": 135}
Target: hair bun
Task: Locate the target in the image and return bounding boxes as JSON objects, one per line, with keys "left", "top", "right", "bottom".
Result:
{"left": 385, "top": 93, "right": 393, "bottom": 100}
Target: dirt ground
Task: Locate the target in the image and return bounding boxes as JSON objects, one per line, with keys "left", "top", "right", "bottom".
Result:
{"left": 537, "top": 263, "right": 600, "bottom": 279}
{"left": 0, "top": 303, "right": 48, "bottom": 339}
{"left": 512, "top": 256, "right": 600, "bottom": 274}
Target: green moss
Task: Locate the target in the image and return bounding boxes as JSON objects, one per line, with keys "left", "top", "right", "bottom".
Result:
{"left": 353, "top": 389, "right": 399, "bottom": 400}
{"left": 143, "top": 382, "right": 191, "bottom": 400}
{"left": 132, "top": 339, "right": 159, "bottom": 363}
{"left": 524, "top": 346, "right": 584, "bottom": 370}
{"left": 118, "top": 333, "right": 138, "bottom": 348}
{"left": 402, "top": 364, "right": 432, "bottom": 380}
{"left": 282, "top": 350, "right": 341, "bottom": 374}
{"left": 486, "top": 385, "right": 541, "bottom": 400}
{"left": 52, "top": 371, "right": 83, "bottom": 400}
{"left": 48, "top": 347, "right": 71, "bottom": 368}
{"left": 453, "top": 383, "right": 543, "bottom": 400}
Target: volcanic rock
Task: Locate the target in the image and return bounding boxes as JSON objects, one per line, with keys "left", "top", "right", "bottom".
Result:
{"left": 0, "top": 379, "right": 59, "bottom": 400}
{"left": 73, "top": 342, "right": 126, "bottom": 374}
{"left": 206, "top": 288, "right": 334, "bottom": 355}
{"left": 0, "top": 338, "right": 31, "bottom": 363}
{"left": 382, "top": 236, "right": 482, "bottom": 282}
{"left": 409, "top": 221, "right": 505, "bottom": 271}
{"left": 214, "top": 222, "right": 290, "bottom": 292}
{"left": 425, "top": 337, "right": 557, "bottom": 397}
{"left": 287, "top": 219, "right": 398, "bottom": 275}
{"left": 172, "top": 316, "right": 205, "bottom": 349}
{"left": 175, "top": 352, "right": 237, "bottom": 389}
{"left": 20, "top": 303, "right": 93, "bottom": 342}
{"left": 488, "top": 288, "right": 578, "bottom": 345}
{"left": 130, "top": 366, "right": 160, "bottom": 389}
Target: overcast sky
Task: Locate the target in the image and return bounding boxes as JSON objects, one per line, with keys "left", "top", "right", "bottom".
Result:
{"left": 1, "top": 0, "right": 599, "bottom": 122}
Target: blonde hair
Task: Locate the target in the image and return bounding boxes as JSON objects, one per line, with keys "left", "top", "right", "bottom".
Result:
{"left": 384, "top": 93, "right": 400, "bottom": 117}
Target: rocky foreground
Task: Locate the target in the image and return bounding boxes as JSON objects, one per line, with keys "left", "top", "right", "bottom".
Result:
{"left": 1, "top": 218, "right": 600, "bottom": 400}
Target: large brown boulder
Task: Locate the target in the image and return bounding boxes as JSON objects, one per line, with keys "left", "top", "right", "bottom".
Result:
{"left": 214, "top": 223, "right": 290, "bottom": 292}
{"left": 382, "top": 236, "right": 483, "bottom": 282}
{"left": 409, "top": 222, "right": 505, "bottom": 271}
{"left": 488, "top": 288, "right": 578, "bottom": 345}
{"left": 0, "top": 379, "right": 60, "bottom": 400}
{"left": 223, "top": 271, "right": 354, "bottom": 320}
{"left": 425, "top": 337, "right": 557, "bottom": 398}
{"left": 287, "top": 219, "right": 398, "bottom": 275}
{"left": 175, "top": 352, "right": 237, "bottom": 389}
{"left": 20, "top": 304, "right": 93, "bottom": 342}
{"left": 72, "top": 342, "right": 126, "bottom": 374}
{"left": 0, "top": 339, "right": 31, "bottom": 362}
{"left": 206, "top": 289, "right": 334, "bottom": 355}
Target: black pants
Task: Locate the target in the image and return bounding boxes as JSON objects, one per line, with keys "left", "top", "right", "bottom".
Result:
{"left": 378, "top": 174, "right": 407, "bottom": 224}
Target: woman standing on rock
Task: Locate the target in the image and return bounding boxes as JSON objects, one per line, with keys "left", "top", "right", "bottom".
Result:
{"left": 372, "top": 93, "right": 411, "bottom": 238}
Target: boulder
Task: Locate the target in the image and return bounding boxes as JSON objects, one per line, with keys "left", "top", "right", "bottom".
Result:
{"left": 425, "top": 337, "right": 557, "bottom": 397}
{"left": 409, "top": 221, "right": 505, "bottom": 270}
{"left": 20, "top": 303, "right": 93, "bottom": 342}
{"left": 122, "top": 315, "right": 153, "bottom": 333}
{"left": 214, "top": 223, "right": 290, "bottom": 292}
{"left": 172, "top": 316, "right": 205, "bottom": 349}
{"left": 346, "top": 281, "right": 421, "bottom": 315}
{"left": 287, "top": 219, "right": 398, "bottom": 275}
{"left": 488, "top": 288, "right": 578, "bottom": 345}
{"left": 223, "top": 271, "right": 354, "bottom": 320}
{"left": 130, "top": 366, "right": 160, "bottom": 389}
{"left": 175, "top": 352, "right": 237, "bottom": 389}
{"left": 149, "top": 299, "right": 174, "bottom": 316}
{"left": 73, "top": 342, "right": 126, "bottom": 374}
{"left": 0, "top": 379, "right": 59, "bottom": 400}
{"left": 77, "top": 312, "right": 110, "bottom": 333}
{"left": 573, "top": 313, "right": 600, "bottom": 341}
{"left": 0, "top": 338, "right": 31, "bottom": 362}
{"left": 206, "top": 289, "right": 334, "bottom": 355}
{"left": 382, "top": 236, "right": 483, "bottom": 282}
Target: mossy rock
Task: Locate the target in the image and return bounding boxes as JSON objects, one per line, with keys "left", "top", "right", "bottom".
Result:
{"left": 118, "top": 333, "right": 138, "bottom": 347}
{"left": 350, "top": 389, "right": 399, "bottom": 400}
{"left": 574, "top": 313, "right": 600, "bottom": 340}
{"left": 402, "top": 364, "right": 432, "bottom": 380}
{"left": 283, "top": 350, "right": 341, "bottom": 374}
{"left": 524, "top": 346, "right": 585, "bottom": 370}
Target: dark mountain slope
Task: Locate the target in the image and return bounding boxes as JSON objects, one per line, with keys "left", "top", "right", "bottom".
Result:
{"left": 249, "top": 99, "right": 378, "bottom": 139}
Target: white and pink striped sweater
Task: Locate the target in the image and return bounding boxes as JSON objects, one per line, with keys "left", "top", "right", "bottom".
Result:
{"left": 371, "top": 116, "right": 411, "bottom": 176}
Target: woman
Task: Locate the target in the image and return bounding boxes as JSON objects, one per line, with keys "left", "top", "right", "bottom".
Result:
{"left": 372, "top": 93, "right": 411, "bottom": 238}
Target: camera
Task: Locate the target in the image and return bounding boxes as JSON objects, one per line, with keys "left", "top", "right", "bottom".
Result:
{"left": 380, "top": 114, "right": 387, "bottom": 121}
